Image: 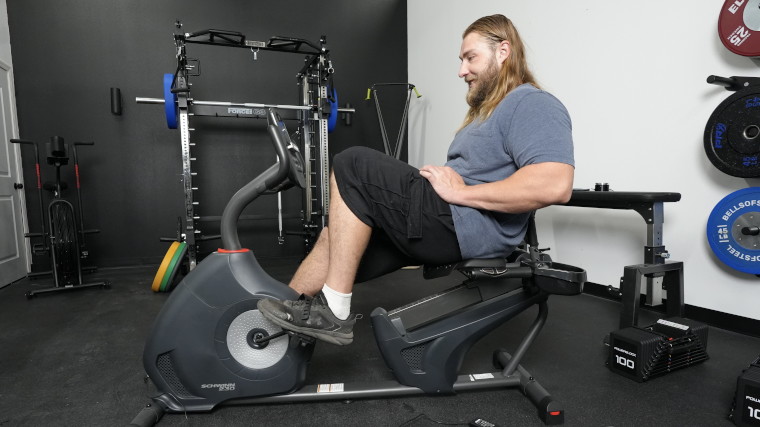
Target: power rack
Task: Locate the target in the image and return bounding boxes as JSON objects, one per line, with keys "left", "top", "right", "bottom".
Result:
{"left": 138, "top": 24, "right": 342, "bottom": 268}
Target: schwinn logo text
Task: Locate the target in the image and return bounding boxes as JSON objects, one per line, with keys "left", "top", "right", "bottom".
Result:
{"left": 201, "top": 383, "right": 236, "bottom": 391}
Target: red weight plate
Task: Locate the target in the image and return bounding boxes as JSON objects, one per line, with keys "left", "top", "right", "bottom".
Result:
{"left": 719, "top": 0, "right": 760, "bottom": 57}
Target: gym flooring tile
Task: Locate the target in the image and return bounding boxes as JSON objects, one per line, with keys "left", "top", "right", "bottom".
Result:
{"left": 0, "top": 260, "right": 755, "bottom": 426}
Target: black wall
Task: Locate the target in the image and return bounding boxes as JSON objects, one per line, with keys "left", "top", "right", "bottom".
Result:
{"left": 7, "top": 0, "right": 408, "bottom": 268}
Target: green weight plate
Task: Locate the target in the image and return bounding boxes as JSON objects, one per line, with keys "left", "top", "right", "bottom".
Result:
{"left": 160, "top": 241, "right": 187, "bottom": 292}
{"left": 164, "top": 242, "right": 188, "bottom": 292}
{"left": 152, "top": 241, "right": 180, "bottom": 292}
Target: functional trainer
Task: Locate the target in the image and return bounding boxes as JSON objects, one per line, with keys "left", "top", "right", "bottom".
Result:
{"left": 136, "top": 24, "right": 355, "bottom": 268}
{"left": 130, "top": 109, "right": 586, "bottom": 426}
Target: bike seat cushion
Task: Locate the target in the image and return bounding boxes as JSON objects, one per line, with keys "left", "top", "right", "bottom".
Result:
{"left": 43, "top": 181, "right": 68, "bottom": 192}
{"left": 423, "top": 257, "right": 513, "bottom": 280}
{"left": 423, "top": 255, "right": 586, "bottom": 296}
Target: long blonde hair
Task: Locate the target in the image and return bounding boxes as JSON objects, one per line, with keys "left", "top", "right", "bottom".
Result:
{"left": 461, "top": 15, "right": 539, "bottom": 128}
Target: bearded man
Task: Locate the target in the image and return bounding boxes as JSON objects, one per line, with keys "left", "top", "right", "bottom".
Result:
{"left": 259, "top": 14, "right": 575, "bottom": 345}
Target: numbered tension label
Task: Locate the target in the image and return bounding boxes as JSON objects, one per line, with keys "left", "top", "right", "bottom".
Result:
{"left": 744, "top": 384, "right": 760, "bottom": 425}
{"left": 611, "top": 342, "right": 638, "bottom": 375}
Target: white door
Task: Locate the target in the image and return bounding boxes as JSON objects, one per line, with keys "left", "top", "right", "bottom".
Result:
{"left": 0, "top": 60, "right": 28, "bottom": 287}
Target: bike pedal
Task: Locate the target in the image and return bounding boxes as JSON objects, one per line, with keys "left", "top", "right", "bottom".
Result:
{"left": 289, "top": 331, "right": 317, "bottom": 345}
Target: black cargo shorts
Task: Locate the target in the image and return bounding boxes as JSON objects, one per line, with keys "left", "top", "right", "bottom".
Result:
{"left": 331, "top": 146, "right": 462, "bottom": 282}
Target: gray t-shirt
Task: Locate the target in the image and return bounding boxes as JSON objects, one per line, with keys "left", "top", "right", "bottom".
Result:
{"left": 445, "top": 84, "right": 574, "bottom": 258}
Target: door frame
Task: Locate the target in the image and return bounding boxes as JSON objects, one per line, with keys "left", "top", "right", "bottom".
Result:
{"left": 1, "top": 58, "right": 30, "bottom": 277}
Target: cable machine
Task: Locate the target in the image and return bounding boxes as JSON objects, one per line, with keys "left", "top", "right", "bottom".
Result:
{"left": 138, "top": 23, "right": 348, "bottom": 269}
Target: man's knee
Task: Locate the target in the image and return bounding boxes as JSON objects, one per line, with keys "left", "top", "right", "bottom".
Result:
{"left": 332, "top": 146, "right": 377, "bottom": 174}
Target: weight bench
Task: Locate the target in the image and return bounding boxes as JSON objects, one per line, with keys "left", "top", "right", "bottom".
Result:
{"left": 370, "top": 212, "right": 586, "bottom": 424}
{"left": 563, "top": 190, "right": 684, "bottom": 328}
{"left": 561, "top": 190, "right": 708, "bottom": 382}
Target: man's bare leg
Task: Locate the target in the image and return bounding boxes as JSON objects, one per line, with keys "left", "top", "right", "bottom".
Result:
{"left": 257, "top": 172, "right": 369, "bottom": 345}
{"left": 323, "top": 172, "right": 372, "bottom": 294}
{"left": 288, "top": 228, "right": 329, "bottom": 296}
{"left": 288, "top": 172, "right": 371, "bottom": 296}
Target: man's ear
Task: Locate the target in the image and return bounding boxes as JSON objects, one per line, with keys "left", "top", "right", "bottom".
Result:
{"left": 496, "top": 40, "right": 511, "bottom": 65}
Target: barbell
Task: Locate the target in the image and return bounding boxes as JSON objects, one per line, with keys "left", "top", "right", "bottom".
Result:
{"left": 136, "top": 73, "right": 353, "bottom": 131}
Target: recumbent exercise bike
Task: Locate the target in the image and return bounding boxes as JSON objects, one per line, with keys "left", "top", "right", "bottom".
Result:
{"left": 131, "top": 108, "right": 586, "bottom": 426}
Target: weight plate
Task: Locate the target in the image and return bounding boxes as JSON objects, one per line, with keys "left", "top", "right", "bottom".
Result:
{"left": 164, "top": 242, "right": 188, "bottom": 292}
{"left": 328, "top": 87, "right": 338, "bottom": 133}
{"left": 706, "top": 187, "right": 760, "bottom": 274}
{"left": 163, "top": 73, "right": 178, "bottom": 129}
{"left": 152, "top": 241, "right": 180, "bottom": 292}
{"left": 160, "top": 241, "right": 187, "bottom": 292}
{"left": 719, "top": 0, "right": 760, "bottom": 57}
{"left": 704, "top": 89, "right": 760, "bottom": 177}
{"left": 226, "top": 309, "right": 289, "bottom": 369}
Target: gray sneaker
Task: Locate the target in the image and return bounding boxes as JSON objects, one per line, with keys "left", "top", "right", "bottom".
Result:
{"left": 257, "top": 292, "right": 356, "bottom": 345}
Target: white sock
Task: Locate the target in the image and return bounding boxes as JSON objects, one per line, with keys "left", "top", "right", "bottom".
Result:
{"left": 321, "top": 283, "right": 352, "bottom": 320}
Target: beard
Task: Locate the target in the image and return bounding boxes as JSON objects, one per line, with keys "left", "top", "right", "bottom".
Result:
{"left": 466, "top": 57, "right": 500, "bottom": 108}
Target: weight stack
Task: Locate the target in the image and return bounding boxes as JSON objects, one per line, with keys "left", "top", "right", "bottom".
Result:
{"left": 607, "top": 317, "right": 709, "bottom": 382}
{"left": 730, "top": 355, "right": 760, "bottom": 426}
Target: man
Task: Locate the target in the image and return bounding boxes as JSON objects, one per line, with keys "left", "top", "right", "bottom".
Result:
{"left": 258, "top": 14, "right": 575, "bottom": 345}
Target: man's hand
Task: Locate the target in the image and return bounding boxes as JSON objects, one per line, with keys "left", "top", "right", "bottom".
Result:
{"left": 419, "top": 165, "right": 466, "bottom": 204}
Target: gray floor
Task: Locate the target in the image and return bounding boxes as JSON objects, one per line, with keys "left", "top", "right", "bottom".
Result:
{"left": 0, "top": 260, "right": 757, "bottom": 426}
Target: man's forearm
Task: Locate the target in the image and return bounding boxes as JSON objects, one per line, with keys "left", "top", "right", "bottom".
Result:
{"left": 445, "top": 162, "right": 574, "bottom": 213}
